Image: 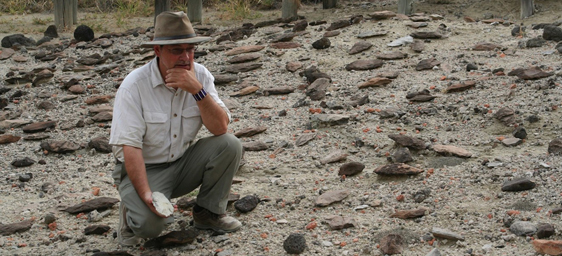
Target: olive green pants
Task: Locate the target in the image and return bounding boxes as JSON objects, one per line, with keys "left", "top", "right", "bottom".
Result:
{"left": 113, "top": 134, "right": 242, "bottom": 238}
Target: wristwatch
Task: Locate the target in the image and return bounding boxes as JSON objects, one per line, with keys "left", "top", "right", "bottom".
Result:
{"left": 193, "top": 88, "right": 207, "bottom": 101}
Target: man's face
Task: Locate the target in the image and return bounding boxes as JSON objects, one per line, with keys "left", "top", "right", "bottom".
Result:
{"left": 154, "top": 43, "right": 197, "bottom": 71}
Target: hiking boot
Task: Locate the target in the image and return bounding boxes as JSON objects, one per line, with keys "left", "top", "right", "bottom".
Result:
{"left": 192, "top": 207, "right": 242, "bottom": 233}
{"left": 118, "top": 203, "right": 142, "bottom": 247}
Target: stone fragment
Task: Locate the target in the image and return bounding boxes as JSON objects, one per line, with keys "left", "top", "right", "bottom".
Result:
{"left": 543, "top": 25, "right": 562, "bottom": 41}
{"left": 432, "top": 145, "right": 472, "bottom": 158}
{"left": 11, "top": 157, "right": 35, "bottom": 167}
{"left": 548, "top": 138, "right": 562, "bottom": 154}
{"left": 325, "top": 215, "right": 356, "bottom": 230}
{"left": 91, "top": 111, "right": 113, "bottom": 122}
{"left": 92, "top": 251, "right": 133, "bottom": 256}
{"left": 431, "top": 227, "right": 465, "bottom": 241}
{"left": 225, "top": 63, "right": 262, "bottom": 73}
{"left": 445, "top": 81, "right": 476, "bottom": 93}
{"left": 234, "top": 126, "right": 267, "bottom": 138}
{"left": 507, "top": 66, "right": 554, "bottom": 80}
{"left": 41, "top": 140, "right": 80, "bottom": 153}
{"left": 416, "top": 58, "right": 440, "bottom": 71}
{"left": 393, "top": 147, "right": 413, "bottom": 163}
{"left": 323, "top": 30, "right": 340, "bottom": 37}
{"left": 0, "top": 134, "right": 21, "bottom": 144}
{"left": 242, "top": 141, "right": 268, "bottom": 151}
{"left": 473, "top": 42, "right": 503, "bottom": 51}
{"left": 310, "top": 114, "right": 349, "bottom": 127}
{"left": 234, "top": 195, "right": 260, "bottom": 213}
{"left": 315, "top": 190, "right": 350, "bottom": 207}
{"left": 44, "top": 25, "right": 58, "bottom": 38}
{"left": 85, "top": 95, "right": 112, "bottom": 105}
{"left": 230, "top": 85, "right": 259, "bottom": 97}
{"left": 356, "top": 31, "right": 387, "bottom": 39}
{"left": 390, "top": 208, "right": 430, "bottom": 219}
{"left": 227, "top": 53, "right": 261, "bottom": 64}
{"left": 302, "top": 66, "right": 331, "bottom": 84}
{"left": 532, "top": 239, "right": 562, "bottom": 256}
{"left": 263, "top": 86, "right": 295, "bottom": 95}
{"left": 295, "top": 133, "right": 316, "bottom": 147}
{"left": 269, "top": 42, "right": 301, "bottom": 49}
{"left": 22, "top": 121, "right": 57, "bottom": 133}
{"left": 84, "top": 225, "right": 111, "bottom": 235}
{"left": 306, "top": 77, "right": 330, "bottom": 101}
{"left": 320, "top": 150, "right": 347, "bottom": 164}
{"left": 225, "top": 45, "right": 265, "bottom": 56}
{"left": 63, "top": 197, "right": 120, "bottom": 214}
{"left": 502, "top": 137, "right": 522, "bottom": 147}
{"left": 0, "top": 219, "right": 34, "bottom": 235}
{"left": 74, "top": 25, "right": 95, "bottom": 42}
{"left": 512, "top": 127, "right": 527, "bottom": 139}
{"left": 338, "top": 162, "right": 365, "bottom": 176}
{"left": 537, "top": 223, "right": 556, "bottom": 239}
{"left": 406, "top": 22, "right": 428, "bottom": 28}
{"left": 379, "top": 234, "right": 403, "bottom": 254}
{"left": 286, "top": 61, "right": 303, "bottom": 72}
{"left": 410, "top": 31, "right": 443, "bottom": 39}
{"left": 510, "top": 221, "right": 537, "bottom": 236}
{"left": 375, "top": 163, "right": 424, "bottom": 175}
{"left": 494, "top": 107, "right": 516, "bottom": 126}
{"left": 214, "top": 74, "right": 238, "bottom": 85}
{"left": 293, "top": 19, "right": 308, "bottom": 32}
{"left": 376, "top": 51, "right": 407, "bottom": 60}
{"left": 144, "top": 229, "right": 199, "bottom": 248}
{"left": 0, "top": 48, "right": 15, "bottom": 60}
{"left": 426, "top": 248, "right": 442, "bottom": 256}
{"left": 327, "top": 19, "right": 351, "bottom": 31}
{"left": 501, "top": 177, "right": 536, "bottom": 192}
{"left": 348, "top": 41, "right": 372, "bottom": 55}
{"left": 388, "top": 134, "right": 426, "bottom": 150}
{"left": 68, "top": 85, "right": 85, "bottom": 94}
{"left": 410, "top": 40, "right": 424, "bottom": 52}
{"left": 283, "top": 233, "right": 307, "bottom": 254}
{"left": 1, "top": 34, "right": 36, "bottom": 48}
{"left": 312, "top": 37, "right": 330, "bottom": 49}
{"left": 89, "top": 137, "right": 112, "bottom": 153}
{"left": 345, "top": 59, "right": 383, "bottom": 71}
{"left": 368, "top": 11, "right": 396, "bottom": 20}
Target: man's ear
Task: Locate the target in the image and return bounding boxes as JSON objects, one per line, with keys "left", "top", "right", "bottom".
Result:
{"left": 154, "top": 45, "right": 161, "bottom": 57}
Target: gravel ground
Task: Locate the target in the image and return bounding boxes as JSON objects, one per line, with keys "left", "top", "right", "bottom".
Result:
{"left": 1, "top": 0, "right": 562, "bottom": 255}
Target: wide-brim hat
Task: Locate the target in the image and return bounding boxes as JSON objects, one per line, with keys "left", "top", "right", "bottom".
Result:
{"left": 141, "top": 11, "right": 211, "bottom": 47}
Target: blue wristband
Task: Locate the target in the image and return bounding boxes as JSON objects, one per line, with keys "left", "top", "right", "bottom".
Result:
{"left": 193, "top": 88, "right": 207, "bottom": 101}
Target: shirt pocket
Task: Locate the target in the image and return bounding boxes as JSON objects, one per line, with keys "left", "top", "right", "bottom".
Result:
{"left": 143, "top": 111, "right": 168, "bottom": 146}
{"left": 181, "top": 106, "right": 202, "bottom": 145}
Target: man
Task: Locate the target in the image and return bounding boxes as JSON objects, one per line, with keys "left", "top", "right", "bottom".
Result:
{"left": 109, "top": 11, "right": 243, "bottom": 246}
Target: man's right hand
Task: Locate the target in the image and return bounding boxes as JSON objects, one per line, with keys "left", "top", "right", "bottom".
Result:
{"left": 141, "top": 191, "right": 167, "bottom": 218}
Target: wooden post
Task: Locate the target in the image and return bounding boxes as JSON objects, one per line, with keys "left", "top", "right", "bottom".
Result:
{"left": 323, "top": 0, "right": 337, "bottom": 9}
{"left": 282, "top": 0, "right": 298, "bottom": 20}
{"left": 54, "top": 0, "right": 75, "bottom": 30}
{"left": 521, "top": 0, "right": 534, "bottom": 19}
{"left": 154, "top": 0, "right": 171, "bottom": 25}
{"left": 397, "top": 0, "right": 413, "bottom": 15}
{"left": 187, "top": 0, "right": 203, "bottom": 23}
{"left": 73, "top": 0, "right": 78, "bottom": 25}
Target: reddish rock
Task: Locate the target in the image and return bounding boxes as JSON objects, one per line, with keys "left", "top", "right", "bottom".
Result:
{"left": 390, "top": 208, "right": 430, "bottom": 219}
{"left": 358, "top": 77, "right": 392, "bottom": 89}
{"left": 433, "top": 145, "right": 472, "bottom": 158}
{"left": 230, "top": 85, "right": 260, "bottom": 97}
{"left": 416, "top": 58, "right": 440, "bottom": 71}
{"left": 225, "top": 45, "right": 265, "bottom": 56}
{"left": 345, "top": 59, "right": 384, "bottom": 71}
{"left": 507, "top": 66, "right": 554, "bottom": 80}
{"left": 374, "top": 163, "right": 424, "bottom": 175}
{"left": 325, "top": 215, "right": 356, "bottom": 230}
{"left": 338, "top": 162, "right": 365, "bottom": 176}
{"left": 315, "top": 189, "right": 350, "bottom": 207}
{"left": 379, "top": 234, "right": 404, "bottom": 254}
{"left": 388, "top": 134, "right": 426, "bottom": 150}
{"left": 68, "top": 84, "right": 86, "bottom": 94}
{"left": 85, "top": 95, "right": 112, "bottom": 105}
{"left": 286, "top": 61, "right": 303, "bottom": 72}
{"left": 532, "top": 240, "right": 562, "bottom": 256}
{"left": 270, "top": 42, "right": 302, "bottom": 49}
{"left": 22, "top": 121, "right": 57, "bottom": 133}
{"left": 234, "top": 126, "right": 267, "bottom": 138}
{"left": 445, "top": 81, "right": 476, "bottom": 93}
{"left": 0, "top": 134, "right": 21, "bottom": 144}
{"left": 0, "top": 219, "right": 34, "bottom": 235}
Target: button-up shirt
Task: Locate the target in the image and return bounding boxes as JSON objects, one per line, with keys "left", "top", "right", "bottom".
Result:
{"left": 109, "top": 58, "right": 230, "bottom": 164}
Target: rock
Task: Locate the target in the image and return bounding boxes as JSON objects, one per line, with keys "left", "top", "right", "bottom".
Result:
{"left": 379, "top": 234, "right": 404, "bottom": 254}
{"left": 0, "top": 134, "right": 21, "bottom": 144}
{"left": 230, "top": 85, "right": 259, "bottom": 97}
{"left": 214, "top": 74, "right": 238, "bottom": 85}
{"left": 144, "top": 229, "right": 199, "bottom": 248}
{"left": 356, "top": 31, "right": 387, "bottom": 39}
{"left": 388, "top": 134, "right": 426, "bottom": 150}
{"left": 388, "top": 35, "right": 413, "bottom": 47}
{"left": 91, "top": 111, "right": 113, "bottom": 122}
{"left": 242, "top": 141, "right": 268, "bottom": 151}
{"left": 536, "top": 223, "right": 555, "bottom": 239}
{"left": 225, "top": 63, "right": 262, "bottom": 73}
{"left": 357, "top": 77, "right": 392, "bottom": 89}
{"left": 410, "top": 39, "right": 424, "bottom": 52}
{"left": 315, "top": 190, "right": 350, "bottom": 207}
{"left": 501, "top": 177, "right": 536, "bottom": 192}
{"left": 543, "top": 25, "right": 562, "bottom": 42}
{"left": 92, "top": 251, "right": 134, "bottom": 256}
{"left": 44, "top": 213, "right": 56, "bottom": 224}
{"left": 416, "top": 58, "right": 440, "bottom": 71}
{"left": 511, "top": 25, "right": 525, "bottom": 37}
{"left": 227, "top": 53, "right": 261, "bottom": 64}
{"left": 338, "top": 162, "right": 365, "bottom": 176}
{"left": 85, "top": 95, "right": 113, "bottom": 105}
{"left": 74, "top": 25, "right": 95, "bottom": 42}
{"left": 345, "top": 59, "right": 383, "bottom": 71}
{"left": 295, "top": 133, "right": 316, "bottom": 146}
{"left": 263, "top": 86, "right": 295, "bottom": 95}
{"left": 502, "top": 137, "right": 522, "bottom": 147}
{"left": 406, "top": 22, "right": 428, "bottom": 28}
{"left": 393, "top": 147, "right": 413, "bottom": 163}
{"left": 89, "top": 137, "right": 112, "bottom": 153}
{"left": 310, "top": 114, "right": 349, "bottom": 127}
{"left": 426, "top": 248, "right": 442, "bottom": 256}
{"left": 1, "top": 34, "right": 36, "bottom": 48}
{"left": 433, "top": 145, "right": 472, "bottom": 158}
{"left": 526, "top": 37, "right": 547, "bottom": 48}
{"left": 44, "top": 25, "right": 58, "bottom": 38}
{"left": 68, "top": 85, "right": 85, "bottom": 94}
{"left": 84, "top": 225, "right": 111, "bottom": 235}
{"left": 325, "top": 215, "right": 356, "bottom": 230}
{"left": 37, "top": 101, "right": 55, "bottom": 110}
{"left": 283, "top": 233, "right": 307, "bottom": 254}
{"left": 301, "top": 66, "right": 331, "bottom": 84}
{"left": 286, "top": 62, "right": 303, "bottom": 72}
{"left": 270, "top": 42, "right": 301, "bottom": 49}
{"left": 494, "top": 107, "right": 516, "bottom": 126}
{"left": 63, "top": 197, "right": 120, "bottom": 214}
{"left": 0, "top": 219, "right": 34, "bottom": 235}
{"left": 22, "top": 121, "right": 57, "bottom": 133}
{"left": 234, "top": 126, "right": 267, "bottom": 138}
{"left": 510, "top": 221, "right": 537, "bottom": 236}
{"left": 368, "top": 11, "right": 396, "bottom": 20}
{"left": 473, "top": 42, "right": 503, "bottom": 51}
{"left": 532, "top": 239, "right": 562, "bottom": 255}
{"left": 36, "top": 36, "right": 53, "bottom": 46}
{"left": 445, "top": 81, "right": 476, "bottom": 93}
{"left": 349, "top": 41, "right": 372, "bottom": 55}
{"left": 513, "top": 127, "right": 527, "bottom": 139}
{"left": 41, "top": 140, "right": 80, "bottom": 153}
{"left": 548, "top": 138, "right": 562, "bottom": 154}
{"left": 374, "top": 163, "right": 424, "bottom": 175}
{"left": 293, "top": 19, "right": 308, "bottom": 32}
{"left": 431, "top": 227, "right": 465, "bottom": 241}
{"left": 390, "top": 208, "right": 430, "bottom": 219}
{"left": 312, "top": 37, "right": 330, "bottom": 49}
{"left": 508, "top": 66, "right": 554, "bottom": 80}
{"left": 410, "top": 31, "right": 443, "bottom": 39}
{"left": 306, "top": 77, "right": 330, "bottom": 101}
{"left": 327, "top": 19, "right": 351, "bottom": 31}
{"left": 0, "top": 48, "right": 15, "bottom": 60}
{"left": 225, "top": 45, "right": 265, "bottom": 56}
{"left": 320, "top": 150, "right": 347, "bottom": 164}
{"left": 11, "top": 157, "right": 35, "bottom": 167}
{"left": 269, "top": 32, "right": 296, "bottom": 43}
{"left": 234, "top": 195, "right": 260, "bottom": 213}
{"left": 376, "top": 51, "right": 407, "bottom": 60}
{"left": 323, "top": 30, "right": 340, "bottom": 37}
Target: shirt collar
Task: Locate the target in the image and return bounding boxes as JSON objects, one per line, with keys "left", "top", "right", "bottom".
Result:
{"left": 150, "top": 58, "right": 165, "bottom": 89}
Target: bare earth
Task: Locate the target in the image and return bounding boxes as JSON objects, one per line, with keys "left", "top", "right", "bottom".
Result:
{"left": 1, "top": 0, "right": 562, "bottom": 255}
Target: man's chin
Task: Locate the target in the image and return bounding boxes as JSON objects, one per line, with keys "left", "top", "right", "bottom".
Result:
{"left": 174, "top": 65, "right": 190, "bottom": 70}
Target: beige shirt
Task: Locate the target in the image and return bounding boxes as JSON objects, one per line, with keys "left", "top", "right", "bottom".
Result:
{"left": 109, "top": 58, "right": 230, "bottom": 164}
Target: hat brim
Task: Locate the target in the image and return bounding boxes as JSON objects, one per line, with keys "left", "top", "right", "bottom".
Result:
{"left": 141, "top": 36, "right": 211, "bottom": 48}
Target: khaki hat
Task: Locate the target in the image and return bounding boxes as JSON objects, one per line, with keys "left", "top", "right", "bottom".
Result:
{"left": 141, "top": 11, "right": 210, "bottom": 47}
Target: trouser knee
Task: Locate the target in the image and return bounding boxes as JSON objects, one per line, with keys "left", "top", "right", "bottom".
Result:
{"left": 130, "top": 215, "right": 166, "bottom": 238}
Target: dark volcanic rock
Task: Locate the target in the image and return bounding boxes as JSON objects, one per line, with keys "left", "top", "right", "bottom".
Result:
{"left": 543, "top": 25, "right": 562, "bottom": 41}
{"left": 44, "top": 25, "right": 59, "bottom": 38}
{"left": 548, "top": 138, "right": 562, "bottom": 154}
{"left": 388, "top": 134, "right": 426, "bottom": 150}
{"left": 63, "top": 197, "right": 120, "bottom": 214}
{"left": 345, "top": 59, "right": 383, "bottom": 71}
{"left": 11, "top": 157, "right": 35, "bottom": 167}
{"left": 374, "top": 163, "right": 424, "bottom": 175}
{"left": 40, "top": 141, "right": 80, "bottom": 153}
{"left": 84, "top": 225, "right": 111, "bottom": 235}
{"left": 283, "top": 233, "right": 307, "bottom": 254}
{"left": 144, "top": 229, "right": 199, "bottom": 248}
{"left": 22, "top": 121, "right": 57, "bottom": 133}
{"left": 234, "top": 195, "right": 260, "bottom": 213}
{"left": 501, "top": 177, "right": 536, "bottom": 192}
{"left": 536, "top": 223, "right": 555, "bottom": 239}
{"left": 338, "top": 162, "right": 365, "bottom": 176}
{"left": 410, "top": 31, "right": 443, "bottom": 39}
{"left": 0, "top": 219, "right": 34, "bottom": 235}
{"left": 416, "top": 58, "right": 440, "bottom": 71}
{"left": 312, "top": 37, "right": 331, "bottom": 49}
{"left": 1, "top": 34, "right": 36, "bottom": 48}
{"left": 89, "top": 137, "right": 112, "bottom": 153}
{"left": 74, "top": 25, "right": 95, "bottom": 42}
{"left": 379, "top": 234, "right": 404, "bottom": 254}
